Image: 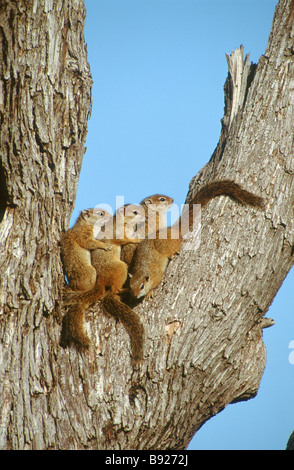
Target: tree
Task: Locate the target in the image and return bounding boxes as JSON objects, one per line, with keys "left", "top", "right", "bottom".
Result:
{"left": 0, "top": 0, "right": 293, "bottom": 450}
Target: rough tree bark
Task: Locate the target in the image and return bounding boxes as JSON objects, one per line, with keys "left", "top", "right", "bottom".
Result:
{"left": 0, "top": 0, "right": 92, "bottom": 449}
{"left": 0, "top": 0, "right": 293, "bottom": 450}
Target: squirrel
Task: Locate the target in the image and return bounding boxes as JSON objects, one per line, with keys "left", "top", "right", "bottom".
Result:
{"left": 120, "top": 194, "right": 174, "bottom": 267}
{"left": 61, "top": 205, "right": 145, "bottom": 363}
{"left": 129, "top": 180, "right": 265, "bottom": 300}
{"left": 140, "top": 193, "right": 175, "bottom": 238}
{"left": 60, "top": 208, "right": 112, "bottom": 292}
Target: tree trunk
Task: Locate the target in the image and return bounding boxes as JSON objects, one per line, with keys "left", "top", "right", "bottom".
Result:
{"left": 286, "top": 430, "right": 294, "bottom": 450}
{"left": 0, "top": 0, "right": 92, "bottom": 449}
{"left": 0, "top": 0, "right": 293, "bottom": 450}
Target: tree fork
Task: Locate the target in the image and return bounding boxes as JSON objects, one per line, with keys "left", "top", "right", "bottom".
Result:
{"left": 0, "top": 0, "right": 293, "bottom": 450}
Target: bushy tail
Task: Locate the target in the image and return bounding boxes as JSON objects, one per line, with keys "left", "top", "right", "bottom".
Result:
{"left": 61, "top": 283, "right": 105, "bottom": 349}
{"left": 183, "top": 180, "right": 265, "bottom": 231}
{"left": 192, "top": 180, "right": 264, "bottom": 210}
{"left": 102, "top": 291, "right": 144, "bottom": 364}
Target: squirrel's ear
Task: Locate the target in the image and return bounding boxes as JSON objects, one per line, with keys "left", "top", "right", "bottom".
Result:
{"left": 116, "top": 205, "right": 126, "bottom": 216}
{"left": 81, "top": 209, "right": 91, "bottom": 219}
{"left": 143, "top": 199, "right": 152, "bottom": 206}
{"left": 145, "top": 274, "right": 150, "bottom": 282}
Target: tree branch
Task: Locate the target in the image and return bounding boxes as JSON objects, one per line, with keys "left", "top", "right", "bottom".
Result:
{"left": 0, "top": 0, "right": 293, "bottom": 451}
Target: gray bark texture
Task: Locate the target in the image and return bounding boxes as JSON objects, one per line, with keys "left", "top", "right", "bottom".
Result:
{"left": 286, "top": 430, "right": 294, "bottom": 450}
{"left": 0, "top": 0, "right": 293, "bottom": 450}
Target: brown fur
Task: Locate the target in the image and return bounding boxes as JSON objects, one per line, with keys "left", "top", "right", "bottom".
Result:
{"left": 129, "top": 180, "right": 264, "bottom": 299}
{"left": 61, "top": 206, "right": 144, "bottom": 363}
{"left": 121, "top": 194, "right": 174, "bottom": 267}
{"left": 60, "top": 208, "right": 111, "bottom": 292}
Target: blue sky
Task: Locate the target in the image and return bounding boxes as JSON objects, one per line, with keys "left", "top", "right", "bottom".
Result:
{"left": 77, "top": 0, "right": 293, "bottom": 450}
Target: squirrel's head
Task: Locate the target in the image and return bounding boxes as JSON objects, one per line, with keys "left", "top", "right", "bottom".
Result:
{"left": 78, "top": 208, "right": 113, "bottom": 239}
{"left": 116, "top": 204, "right": 145, "bottom": 225}
{"left": 114, "top": 204, "right": 145, "bottom": 239}
{"left": 80, "top": 208, "right": 112, "bottom": 226}
{"left": 140, "top": 194, "right": 174, "bottom": 213}
{"left": 129, "top": 271, "right": 152, "bottom": 299}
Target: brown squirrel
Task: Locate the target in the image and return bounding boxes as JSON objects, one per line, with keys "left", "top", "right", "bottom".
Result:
{"left": 140, "top": 193, "right": 175, "bottom": 237}
{"left": 60, "top": 208, "right": 112, "bottom": 292}
{"left": 120, "top": 194, "right": 174, "bottom": 266}
{"left": 129, "top": 180, "right": 265, "bottom": 300}
{"left": 61, "top": 205, "right": 145, "bottom": 363}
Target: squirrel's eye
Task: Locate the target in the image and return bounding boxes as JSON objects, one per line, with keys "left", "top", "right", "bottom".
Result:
{"left": 134, "top": 210, "right": 138, "bottom": 215}
{"left": 140, "top": 283, "right": 144, "bottom": 290}
{"left": 160, "top": 197, "right": 165, "bottom": 202}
